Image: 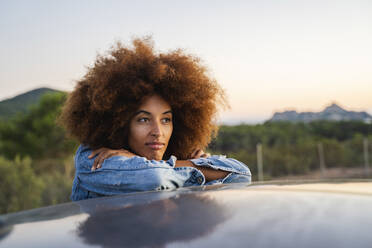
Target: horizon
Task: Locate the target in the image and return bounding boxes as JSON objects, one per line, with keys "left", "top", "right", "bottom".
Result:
{"left": 1, "top": 0, "right": 371, "bottom": 123}
{"left": 1, "top": 86, "right": 371, "bottom": 125}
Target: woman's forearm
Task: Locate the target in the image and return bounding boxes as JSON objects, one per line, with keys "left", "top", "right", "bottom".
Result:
{"left": 88, "top": 147, "right": 230, "bottom": 182}
{"left": 175, "top": 160, "right": 229, "bottom": 182}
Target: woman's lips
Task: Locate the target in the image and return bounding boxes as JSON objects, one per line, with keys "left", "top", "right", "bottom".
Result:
{"left": 146, "top": 142, "right": 165, "bottom": 150}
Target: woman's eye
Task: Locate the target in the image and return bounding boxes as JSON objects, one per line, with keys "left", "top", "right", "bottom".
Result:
{"left": 162, "top": 118, "right": 172, "bottom": 124}
{"left": 138, "top": 117, "right": 149, "bottom": 123}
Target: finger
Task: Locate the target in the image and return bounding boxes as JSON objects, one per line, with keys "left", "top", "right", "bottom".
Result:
{"left": 89, "top": 149, "right": 101, "bottom": 159}
{"left": 88, "top": 148, "right": 106, "bottom": 159}
{"left": 97, "top": 151, "right": 120, "bottom": 168}
{"left": 195, "top": 149, "right": 204, "bottom": 158}
{"left": 201, "top": 153, "right": 210, "bottom": 158}
{"left": 92, "top": 155, "right": 101, "bottom": 171}
{"left": 190, "top": 149, "right": 198, "bottom": 158}
{"left": 92, "top": 156, "right": 98, "bottom": 171}
{"left": 92, "top": 150, "right": 108, "bottom": 170}
{"left": 96, "top": 151, "right": 111, "bottom": 169}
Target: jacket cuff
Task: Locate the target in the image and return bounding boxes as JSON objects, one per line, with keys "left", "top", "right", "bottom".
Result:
{"left": 174, "top": 166, "right": 205, "bottom": 186}
{"left": 205, "top": 172, "right": 252, "bottom": 185}
{"left": 189, "top": 155, "right": 251, "bottom": 175}
{"left": 167, "top": 155, "right": 177, "bottom": 168}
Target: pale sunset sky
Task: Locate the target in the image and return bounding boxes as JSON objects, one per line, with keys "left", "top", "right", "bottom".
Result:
{"left": 0, "top": 0, "right": 371, "bottom": 123}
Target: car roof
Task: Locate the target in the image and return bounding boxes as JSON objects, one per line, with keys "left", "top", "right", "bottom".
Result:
{"left": 1, "top": 180, "right": 372, "bottom": 248}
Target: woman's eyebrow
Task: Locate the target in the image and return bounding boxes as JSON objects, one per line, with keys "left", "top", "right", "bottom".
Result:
{"left": 134, "top": 110, "right": 151, "bottom": 116}
{"left": 134, "top": 110, "right": 172, "bottom": 115}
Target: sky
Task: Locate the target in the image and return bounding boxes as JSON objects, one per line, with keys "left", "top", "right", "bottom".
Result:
{"left": 0, "top": 0, "right": 371, "bottom": 124}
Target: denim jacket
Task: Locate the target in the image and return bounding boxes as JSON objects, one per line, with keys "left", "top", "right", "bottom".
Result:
{"left": 71, "top": 145, "right": 251, "bottom": 201}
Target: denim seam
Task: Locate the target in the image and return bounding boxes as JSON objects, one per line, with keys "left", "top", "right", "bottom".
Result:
{"left": 221, "top": 172, "right": 234, "bottom": 183}
{"left": 190, "top": 160, "right": 251, "bottom": 175}
{"left": 83, "top": 166, "right": 175, "bottom": 172}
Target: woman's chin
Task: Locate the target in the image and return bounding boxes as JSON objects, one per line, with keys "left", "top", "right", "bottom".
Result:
{"left": 146, "top": 156, "right": 163, "bottom": 161}
{"left": 144, "top": 151, "right": 165, "bottom": 161}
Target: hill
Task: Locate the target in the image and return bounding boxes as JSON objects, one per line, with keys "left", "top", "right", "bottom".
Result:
{"left": 0, "top": 88, "right": 62, "bottom": 120}
{"left": 270, "top": 103, "right": 372, "bottom": 123}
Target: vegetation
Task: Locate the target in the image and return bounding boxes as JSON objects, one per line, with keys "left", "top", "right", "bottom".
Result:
{"left": 0, "top": 91, "right": 371, "bottom": 214}
{"left": 0, "top": 88, "right": 61, "bottom": 121}
{"left": 210, "top": 122, "right": 372, "bottom": 179}
{"left": 0, "top": 92, "right": 78, "bottom": 214}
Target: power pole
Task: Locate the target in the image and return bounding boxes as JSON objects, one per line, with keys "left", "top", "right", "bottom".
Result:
{"left": 317, "top": 142, "right": 326, "bottom": 175}
{"left": 257, "top": 143, "right": 264, "bottom": 181}
{"left": 364, "top": 138, "right": 370, "bottom": 176}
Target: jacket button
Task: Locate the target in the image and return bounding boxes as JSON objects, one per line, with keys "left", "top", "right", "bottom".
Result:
{"left": 197, "top": 177, "right": 203, "bottom": 184}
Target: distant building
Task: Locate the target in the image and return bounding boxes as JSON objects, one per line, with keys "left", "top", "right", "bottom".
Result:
{"left": 269, "top": 103, "right": 372, "bottom": 123}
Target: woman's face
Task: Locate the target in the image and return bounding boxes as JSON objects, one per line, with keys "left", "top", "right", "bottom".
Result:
{"left": 128, "top": 95, "right": 173, "bottom": 160}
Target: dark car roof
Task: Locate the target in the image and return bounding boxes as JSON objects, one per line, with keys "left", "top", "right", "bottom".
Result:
{"left": 1, "top": 180, "right": 372, "bottom": 248}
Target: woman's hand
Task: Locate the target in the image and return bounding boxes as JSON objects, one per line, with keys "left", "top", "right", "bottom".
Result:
{"left": 89, "top": 148, "right": 136, "bottom": 171}
{"left": 190, "top": 149, "right": 211, "bottom": 159}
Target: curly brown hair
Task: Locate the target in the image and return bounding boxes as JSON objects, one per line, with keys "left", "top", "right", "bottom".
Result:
{"left": 59, "top": 37, "right": 227, "bottom": 159}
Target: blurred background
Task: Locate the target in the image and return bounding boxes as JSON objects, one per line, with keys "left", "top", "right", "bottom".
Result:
{"left": 0, "top": 0, "right": 371, "bottom": 214}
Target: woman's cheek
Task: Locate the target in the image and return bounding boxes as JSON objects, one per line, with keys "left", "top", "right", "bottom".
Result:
{"left": 166, "top": 125, "right": 173, "bottom": 140}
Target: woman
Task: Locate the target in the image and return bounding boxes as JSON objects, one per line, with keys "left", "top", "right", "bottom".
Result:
{"left": 59, "top": 37, "right": 251, "bottom": 201}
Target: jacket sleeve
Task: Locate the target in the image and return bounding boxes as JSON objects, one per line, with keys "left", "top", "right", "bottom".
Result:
{"left": 72, "top": 145, "right": 252, "bottom": 201}
{"left": 71, "top": 145, "right": 205, "bottom": 200}
{"left": 190, "top": 155, "right": 252, "bottom": 185}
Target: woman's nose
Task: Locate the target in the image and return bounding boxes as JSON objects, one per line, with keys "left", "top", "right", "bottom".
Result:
{"left": 150, "top": 121, "right": 162, "bottom": 137}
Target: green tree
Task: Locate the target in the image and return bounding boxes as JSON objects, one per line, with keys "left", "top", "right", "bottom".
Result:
{"left": 0, "top": 92, "right": 77, "bottom": 161}
{"left": 0, "top": 92, "right": 77, "bottom": 214}
{"left": 0, "top": 156, "right": 44, "bottom": 214}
